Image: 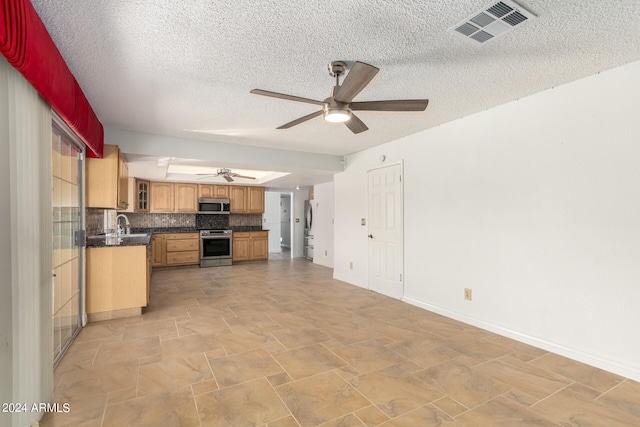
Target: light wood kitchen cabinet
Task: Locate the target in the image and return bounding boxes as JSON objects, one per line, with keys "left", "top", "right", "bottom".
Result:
{"left": 232, "top": 232, "right": 250, "bottom": 262}
{"left": 230, "top": 186, "right": 264, "bottom": 213}
{"left": 198, "top": 184, "right": 214, "bottom": 198}
{"left": 126, "top": 178, "right": 151, "bottom": 213}
{"left": 248, "top": 186, "right": 265, "bottom": 213}
{"left": 118, "top": 151, "right": 129, "bottom": 209}
{"left": 250, "top": 231, "right": 269, "bottom": 260}
{"left": 149, "top": 181, "right": 263, "bottom": 213}
{"left": 232, "top": 230, "right": 268, "bottom": 262}
{"left": 198, "top": 184, "right": 230, "bottom": 198}
{"left": 151, "top": 234, "right": 165, "bottom": 267}
{"left": 229, "top": 186, "right": 247, "bottom": 213}
{"left": 150, "top": 182, "right": 174, "bottom": 212}
{"left": 214, "top": 185, "right": 230, "bottom": 198}
{"left": 154, "top": 232, "right": 200, "bottom": 267}
{"left": 86, "top": 245, "right": 148, "bottom": 318}
{"left": 135, "top": 179, "right": 150, "bottom": 212}
{"left": 175, "top": 183, "right": 197, "bottom": 213}
{"left": 86, "top": 144, "right": 129, "bottom": 209}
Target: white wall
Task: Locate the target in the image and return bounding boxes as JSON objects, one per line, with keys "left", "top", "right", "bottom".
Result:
{"left": 312, "top": 181, "right": 335, "bottom": 268}
{"left": 334, "top": 59, "right": 640, "bottom": 381}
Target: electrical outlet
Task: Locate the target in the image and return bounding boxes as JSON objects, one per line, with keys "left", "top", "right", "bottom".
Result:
{"left": 464, "top": 288, "right": 472, "bottom": 301}
{"left": 324, "top": 250, "right": 328, "bottom": 256}
{"left": 349, "top": 261, "right": 353, "bottom": 269}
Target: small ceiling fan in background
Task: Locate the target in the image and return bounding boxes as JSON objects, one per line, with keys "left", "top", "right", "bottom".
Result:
{"left": 250, "top": 61, "right": 429, "bottom": 134}
{"left": 197, "top": 168, "right": 256, "bottom": 182}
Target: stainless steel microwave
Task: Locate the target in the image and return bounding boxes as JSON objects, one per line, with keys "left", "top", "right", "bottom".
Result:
{"left": 198, "top": 198, "right": 230, "bottom": 214}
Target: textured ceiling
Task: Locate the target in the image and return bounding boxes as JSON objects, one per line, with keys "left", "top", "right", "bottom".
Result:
{"left": 29, "top": 0, "right": 640, "bottom": 183}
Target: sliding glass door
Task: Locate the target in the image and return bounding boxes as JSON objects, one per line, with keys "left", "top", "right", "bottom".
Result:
{"left": 52, "top": 120, "right": 84, "bottom": 365}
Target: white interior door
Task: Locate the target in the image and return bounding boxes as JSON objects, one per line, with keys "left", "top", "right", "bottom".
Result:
{"left": 368, "top": 163, "right": 404, "bottom": 299}
{"left": 263, "top": 192, "right": 281, "bottom": 252}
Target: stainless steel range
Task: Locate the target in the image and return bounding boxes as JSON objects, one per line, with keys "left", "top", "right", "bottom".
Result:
{"left": 200, "top": 229, "right": 232, "bottom": 267}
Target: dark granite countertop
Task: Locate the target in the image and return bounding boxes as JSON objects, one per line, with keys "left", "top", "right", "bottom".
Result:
{"left": 229, "top": 226, "right": 267, "bottom": 232}
{"left": 86, "top": 234, "right": 151, "bottom": 248}
{"left": 129, "top": 226, "right": 266, "bottom": 233}
{"left": 86, "top": 227, "right": 267, "bottom": 247}
{"left": 130, "top": 227, "right": 199, "bottom": 234}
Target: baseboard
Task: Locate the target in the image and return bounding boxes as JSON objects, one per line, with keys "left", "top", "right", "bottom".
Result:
{"left": 403, "top": 296, "right": 640, "bottom": 382}
{"left": 87, "top": 307, "right": 142, "bottom": 322}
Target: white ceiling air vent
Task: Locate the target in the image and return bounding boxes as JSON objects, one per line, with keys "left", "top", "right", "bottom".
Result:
{"left": 450, "top": 0, "right": 535, "bottom": 44}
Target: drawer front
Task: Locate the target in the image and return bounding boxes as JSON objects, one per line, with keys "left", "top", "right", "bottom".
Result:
{"left": 166, "top": 251, "right": 199, "bottom": 265}
{"left": 233, "top": 232, "right": 250, "bottom": 238}
{"left": 164, "top": 232, "right": 199, "bottom": 240}
{"left": 249, "top": 231, "right": 268, "bottom": 237}
{"left": 166, "top": 239, "right": 199, "bottom": 252}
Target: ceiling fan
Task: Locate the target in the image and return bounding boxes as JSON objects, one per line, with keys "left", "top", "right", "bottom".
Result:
{"left": 197, "top": 168, "right": 256, "bottom": 182}
{"left": 250, "top": 61, "right": 429, "bottom": 134}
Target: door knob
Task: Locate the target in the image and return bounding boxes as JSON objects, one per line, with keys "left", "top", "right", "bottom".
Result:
{"left": 368, "top": 234, "right": 373, "bottom": 239}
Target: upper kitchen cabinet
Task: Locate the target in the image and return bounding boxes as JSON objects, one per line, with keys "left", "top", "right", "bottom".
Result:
{"left": 229, "top": 186, "right": 247, "bottom": 213}
{"left": 150, "top": 182, "right": 174, "bottom": 212}
{"left": 125, "top": 178, "right": 150, "bottom": 213}
{"left": 247, "top": 186, "right": 265, "bottom": 213}
{"left": 175, "top": 183, "right": 197, "bottom": 213}
{"left": 230, "top": 186, "right": 265, "bottom": 213}
{"left": 199, "top": 184, "right": 230, "bottom": 199}
{"left": 198, "top": 184, "right": 214, "bottom": 198}
{"left": 135, "top": 179, "right": 150, "bottom": 212}
{"left": 214, "top": 185, "right": 230, "bottom": 198}
{"left": 86, "top": 144, "right": 129, "bottom": 209}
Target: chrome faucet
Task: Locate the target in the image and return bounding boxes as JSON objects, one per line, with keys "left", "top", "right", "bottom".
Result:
{"left": 116, "top": 213, "right": 131, "bottom": 235}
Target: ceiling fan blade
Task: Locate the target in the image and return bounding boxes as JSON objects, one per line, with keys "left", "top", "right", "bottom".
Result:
{"left": 250, "top": 89, "right": 325, "bottom": 106}
{"left": 231, "top": 174, "right": 256, "bottom": 180}
{"left": 277, "top": 110, "right": 324, "bottom": 129}
{"left": 224, "top": 175, "right": 233, "bottom": 182}
{"left": 334, "top": 61, "right": 379, "bottom": 103}
{"left": 350, "top": 99, "right": 429, "bottom": 112}
{"left": 344, "top": 113, "right": 368, "bottom": 134}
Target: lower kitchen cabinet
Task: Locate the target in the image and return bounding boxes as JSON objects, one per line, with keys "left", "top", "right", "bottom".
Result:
{"left": 251, "top": 231, "right": 268, "bottom": 260}
{"left": 86, "top": 245, "right": 149, "bottom": 320}
{"left": 153, "top": 232, "right": 200, "bottom": 267}
{"left": 232, "top": 232, "right": 250, "bottom": 261}
{"left": 151, "top": 234, "right": 165, "bottom": 267}
{"left": 232, "top": 231, "right": 268, "bottom": 262}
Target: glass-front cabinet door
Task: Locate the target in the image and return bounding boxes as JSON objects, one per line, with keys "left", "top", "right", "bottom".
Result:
{"left": 52, "top": 121, "right": 83, "bottom": 365}
{"left": 136, "top": 179, "right": 150, "bottom": 212}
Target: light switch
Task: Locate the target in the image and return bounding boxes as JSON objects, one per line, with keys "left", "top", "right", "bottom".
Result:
{"left": 361, "top": 218, "right": 366, "bottom": 226}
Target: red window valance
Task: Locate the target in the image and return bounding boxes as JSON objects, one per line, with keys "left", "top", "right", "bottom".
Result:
{"left": 1, "top": 0, "right": 103, "bottom": 158}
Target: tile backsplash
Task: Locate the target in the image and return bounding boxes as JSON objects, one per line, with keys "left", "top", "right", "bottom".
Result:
{"left": 229, "top": 214, "right": 262, "bottom": 227}
{"left": 196, "top": 214, "right": 229, "bottom": 230}
{"left": 127, "top": 213, "right": 196, "bottom": 228}
{"left": 86, "top": 209, "right": 107, "bottom": 236}
{"left": 85, "top": 210, "right": 261, "bottom": 234}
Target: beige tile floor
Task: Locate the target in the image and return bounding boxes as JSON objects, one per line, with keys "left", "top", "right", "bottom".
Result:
{"left": 41, "top": 259, "right": 640, "bottom": 426}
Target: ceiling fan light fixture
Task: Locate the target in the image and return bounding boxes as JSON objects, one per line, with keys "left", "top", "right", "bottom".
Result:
{"left": 324, "top": 107, "right": 351, "bottom": 123}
